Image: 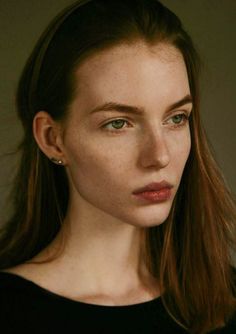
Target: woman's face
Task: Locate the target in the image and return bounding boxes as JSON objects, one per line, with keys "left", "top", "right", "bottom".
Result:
{"left": 60, "top": 42, "right": 192, "bottom": 228}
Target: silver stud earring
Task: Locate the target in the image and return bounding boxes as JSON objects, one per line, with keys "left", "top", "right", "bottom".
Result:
{"left": 50, "top": 157, "right": 64, "bottom": 165}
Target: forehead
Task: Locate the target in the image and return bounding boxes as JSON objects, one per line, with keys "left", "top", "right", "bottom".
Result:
{"left": 76, "top": 41, "right": 185, "bottom": 80}
{"left": 72, "top": 42, "right": 190, "bottom": 113}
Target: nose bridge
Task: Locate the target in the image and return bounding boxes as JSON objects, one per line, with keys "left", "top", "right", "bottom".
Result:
{"left": 139, "top": 123, "right": 170, "bottom": 168}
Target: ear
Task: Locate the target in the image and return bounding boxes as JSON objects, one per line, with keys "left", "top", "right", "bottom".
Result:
{"left": 33, "top": 111, "right": 67, "bottom": 164}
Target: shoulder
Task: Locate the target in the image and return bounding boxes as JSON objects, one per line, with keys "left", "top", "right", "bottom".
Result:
{"left": 0, "top": 269, "right": 21, "bottom": 294}
{"left": 0, "top": 265, "right": 31, "bottom": 294}
{"left": 0, "top": 270, "right": 61, "bottom": 333}
{"left": 0, "top": 269, "right": 31, "bottom": 301}
{"left": 0, "top": 268, "right": 59, "bottom": 326}
{"left": 0, "top": 267, "right": 44, "bottom": 309}
{"left": 0, "top": 270, "right": 26, "bottom": 325}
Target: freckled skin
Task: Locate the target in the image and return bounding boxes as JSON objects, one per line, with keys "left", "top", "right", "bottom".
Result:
{"left": 61, "top": 41, "right": 192, "bottom": 229}
{"left": 10, "top": 41, "right": 192, "bottom": 301}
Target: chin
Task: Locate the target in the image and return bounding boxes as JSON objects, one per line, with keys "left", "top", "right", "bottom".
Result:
{"left": 124, "top": 211, "right": 170, "bottom": 229}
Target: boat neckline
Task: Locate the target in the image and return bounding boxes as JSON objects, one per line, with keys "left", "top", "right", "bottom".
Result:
{"left": 0, "top": 271, "right": 163, "bottom": 309}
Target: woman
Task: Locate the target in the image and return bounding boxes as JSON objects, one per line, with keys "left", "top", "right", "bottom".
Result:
{"left": 0, "top": 0, "right": 235, "bottom": 333}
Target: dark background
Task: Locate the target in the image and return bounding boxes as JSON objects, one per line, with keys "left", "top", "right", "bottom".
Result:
{"left": 0, "top": 0, "right": 235, "bottom": 248}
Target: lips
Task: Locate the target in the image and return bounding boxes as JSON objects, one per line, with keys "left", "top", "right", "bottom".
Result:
{"left": 133, "top": 180, "right": 173, "bottom": 194}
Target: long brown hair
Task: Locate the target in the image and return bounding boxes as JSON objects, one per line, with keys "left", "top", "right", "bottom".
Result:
{"left": 0, "top": 0, "right": 236, "bottom": 332}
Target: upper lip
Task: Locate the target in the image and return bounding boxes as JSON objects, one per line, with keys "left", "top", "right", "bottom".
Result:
{"left": 133, "top": 181, "right": 173, "bottom": 194}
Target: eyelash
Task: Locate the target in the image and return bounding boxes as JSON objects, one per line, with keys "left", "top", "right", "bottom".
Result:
{"left": 101, "top": 112, "right": 190, "bottom": 133}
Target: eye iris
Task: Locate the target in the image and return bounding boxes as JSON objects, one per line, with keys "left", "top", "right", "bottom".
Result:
{"left": 112, "top": 120, "right": 125, "bottom": 129}
{"left": 173, "top": 114, "right": 184, "bottom": 124}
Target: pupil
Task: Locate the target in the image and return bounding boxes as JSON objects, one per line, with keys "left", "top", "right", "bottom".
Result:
{"left": 174, "top": 115, "right": 182, "bottom": 123}
{"left": 113, "top": 120, "right": 124, "bottom": 129}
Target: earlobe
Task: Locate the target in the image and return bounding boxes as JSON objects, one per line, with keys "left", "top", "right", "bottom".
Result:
{"left": 33, "top": 111, "right": 66, "bottom": 164}
{"left": 50, "top": 157, "right": 65, "bottom": 165}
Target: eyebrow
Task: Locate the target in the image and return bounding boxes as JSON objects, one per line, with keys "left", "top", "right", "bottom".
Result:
{"left": 89, "top": 94, "right": 193, "bottom": 116}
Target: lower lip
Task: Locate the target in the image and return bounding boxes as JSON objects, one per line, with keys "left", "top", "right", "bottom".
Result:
{"left": 133, "top": 188, "right": 172, "bottom": 203}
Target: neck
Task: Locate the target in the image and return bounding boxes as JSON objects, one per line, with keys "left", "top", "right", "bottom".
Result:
{"left": 28, "top": 198, "right": 159, "bottom": 301}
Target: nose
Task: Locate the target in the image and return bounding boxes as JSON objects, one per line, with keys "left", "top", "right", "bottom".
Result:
{"left": 139, "top": 127, "right": 170, "bottom": 169}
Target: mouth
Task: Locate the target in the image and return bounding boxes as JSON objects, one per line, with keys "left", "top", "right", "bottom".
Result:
{"left": 132, "top": 180, "right": 173, "bottom": 195}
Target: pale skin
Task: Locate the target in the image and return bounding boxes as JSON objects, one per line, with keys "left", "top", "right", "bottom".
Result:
{"left": 3, "top": 41, "right": 193, "bottom": 305}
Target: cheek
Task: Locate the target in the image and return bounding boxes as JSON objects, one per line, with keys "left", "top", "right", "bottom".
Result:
{"left": 65, "top": 136, "right": 130, "bottom": 196}
{"left": 174, "top": 135, "right": 191, "bottom": 158}
{"left": 165, "top": 129, "right": 191, "bottom": 168}
{"left": 171, "top": 132, "right": 191, "bottom": 172}
{"left": 65, "top": 139, "right": 134, "bottom": 216}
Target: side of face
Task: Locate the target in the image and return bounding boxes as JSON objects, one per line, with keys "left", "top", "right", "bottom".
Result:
{"left": 38, "top": 42, "right": 192, "bottom": 228}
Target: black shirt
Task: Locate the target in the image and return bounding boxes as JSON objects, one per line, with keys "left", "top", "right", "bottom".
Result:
{"left": 0, "top": 272, "right": 235, "bottom": 333}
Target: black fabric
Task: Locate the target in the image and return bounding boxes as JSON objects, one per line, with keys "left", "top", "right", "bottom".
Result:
{"left": 0, "top": 271, "right": 235, "bottom": 333}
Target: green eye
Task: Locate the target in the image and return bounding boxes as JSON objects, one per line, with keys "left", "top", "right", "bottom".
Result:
{"left": 102, "top": 113, "right": 190, "bottom": 133}
{"left": 172, "top": 114, "right": 186, "bottom": 124}
{"left": 169, "top": 113, "right": 189, "bottom": 127}
{"left": 111, "top": 120, "right": 126, "bottom": 129}
{"left": 102, "top": 119, "right": 128, "bottom": 131}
